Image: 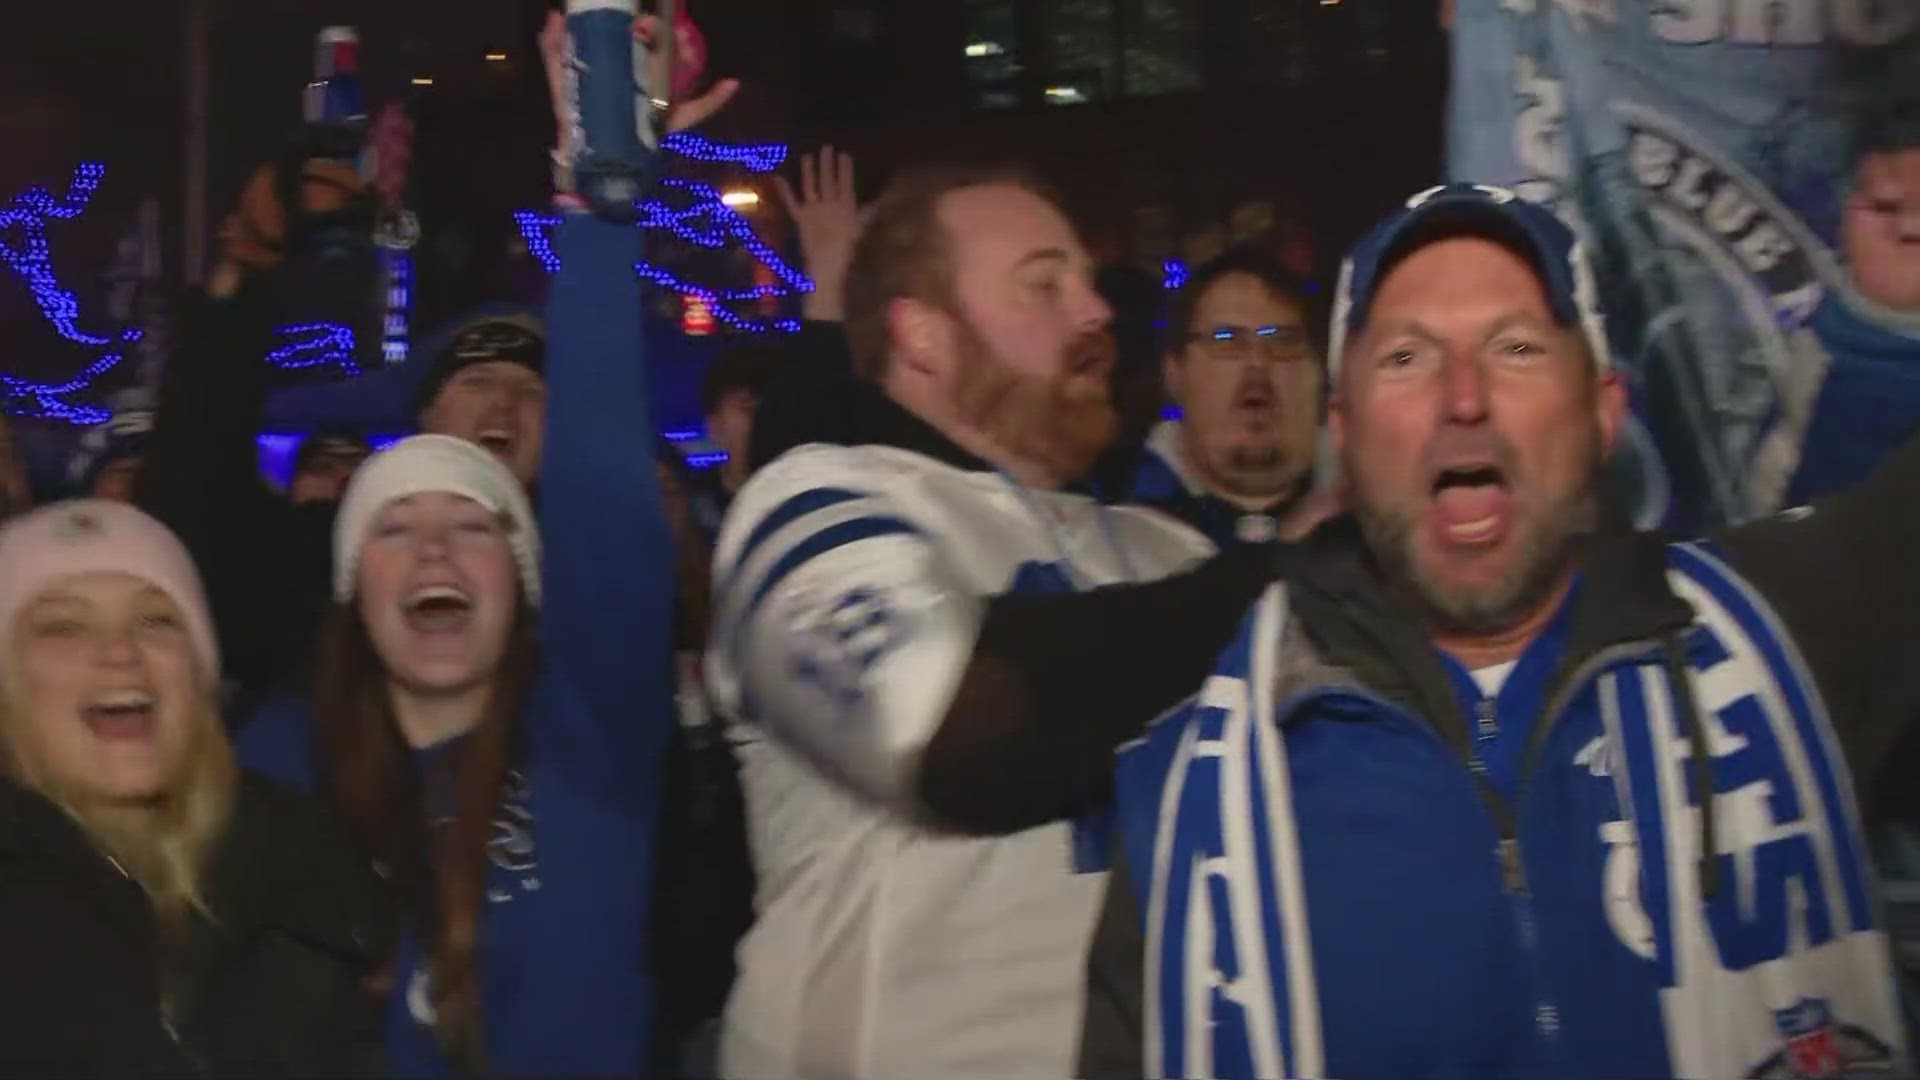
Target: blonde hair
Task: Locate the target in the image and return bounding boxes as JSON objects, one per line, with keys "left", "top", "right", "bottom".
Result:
{"left": 0, "top": 664, "right": 237, "bottom": 960}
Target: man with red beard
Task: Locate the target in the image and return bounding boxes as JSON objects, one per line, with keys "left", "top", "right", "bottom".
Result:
{"left": 704, "top": 162, "right": 1268, "bottom": 1079}
{"left": 1132, "top": 248, "right": 1334, "bottom": 546}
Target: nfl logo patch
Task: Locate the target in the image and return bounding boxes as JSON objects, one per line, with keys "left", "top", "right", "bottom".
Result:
{"left": 1774, "top": 998, "right": 1843, "bottom": 1080}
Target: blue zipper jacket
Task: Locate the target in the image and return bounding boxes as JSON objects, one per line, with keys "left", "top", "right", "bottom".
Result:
{"left": 1082, "top": 439, "right": 1920, "bottom": 1079}
{"left": 237, "top": 212, "right": 675, "bottom": 1077}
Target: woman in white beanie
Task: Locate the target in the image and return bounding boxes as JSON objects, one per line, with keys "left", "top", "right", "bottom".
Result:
{"left": 233, "top": 22, "right": 688, "bottom": 1066}
{"left": 0, "top": 499, "right": 388, "bottom": 1075}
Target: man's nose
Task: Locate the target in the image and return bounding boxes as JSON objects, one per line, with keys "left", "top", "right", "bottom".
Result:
{"left": 1440, "top": 350, "right": 1491, "bottom": 425}
{"left": 1072, "top": 277, "right": 1114, "bottom": 331}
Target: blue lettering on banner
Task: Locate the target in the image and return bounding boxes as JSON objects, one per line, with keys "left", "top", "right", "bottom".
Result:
{"left": 1680, "top": 625, "right": 1835, "bottom": 971}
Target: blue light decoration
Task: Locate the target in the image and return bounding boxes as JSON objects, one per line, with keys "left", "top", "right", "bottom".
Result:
{"left": 266, "top": 322, "right": 359, "bottom": 371}
{"left": 516, "top": 180, "right": 811, "bottom": 334}
{"left": 1162, "top": 259, "right": 1189, "bottom": 291}
{"left": 663, "top": 426, "right": 727, "bottom": 471}
{"left": 0, "top": 161, "right": 139, "bottom": 423}
{"left": 660, "top": 133, "right": 788, "bottom": 173}
{"left": 514, "top": 136, "right": 812, "bottom": 334}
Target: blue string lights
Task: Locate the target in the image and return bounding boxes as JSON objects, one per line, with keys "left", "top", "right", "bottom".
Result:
{"left": 516, "top": 171, "right": 813, "bottom": 334}
{"left": 6, "top": 136, "right": 804, "bottom": 425}
{"left": 0, "top": 162, "right": 136, "bottom": 422}
{"left": 661, "top": 132, "right": 788, "bottom": 173}
{"left": 266, "top": 322, "right": 359, "bottom": 371}
{"left": 1162, "top": 259, "right": 1189, "bottom": 291}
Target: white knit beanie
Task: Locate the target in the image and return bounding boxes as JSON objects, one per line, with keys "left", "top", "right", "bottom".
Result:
{"left": 333, "top": 434, "right": 542, "bottom": 607}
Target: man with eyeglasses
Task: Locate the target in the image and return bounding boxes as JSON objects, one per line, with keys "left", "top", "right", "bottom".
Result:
{"left": 1130, "top": 249, "right": 1334, "bottom": 547}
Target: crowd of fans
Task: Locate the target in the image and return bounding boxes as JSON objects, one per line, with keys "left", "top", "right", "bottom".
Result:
{"left": 0, "top": 6, "right": 1912, "bottom": 1079}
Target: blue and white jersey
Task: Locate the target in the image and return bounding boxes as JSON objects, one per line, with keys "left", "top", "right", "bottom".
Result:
{"left": 707, "top": 441, "right": 1212, "bottom": 1080}
{"left": 1110, "top": 541, "right": 1908, "bottom": 1079}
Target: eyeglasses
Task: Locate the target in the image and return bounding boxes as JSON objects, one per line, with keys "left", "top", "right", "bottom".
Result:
{"left": 1188, "top": 324, "right": 1313, "bottom": 362}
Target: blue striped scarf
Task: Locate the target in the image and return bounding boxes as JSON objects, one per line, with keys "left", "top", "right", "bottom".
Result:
{"left": 1117, "top": 542, "right": 1907, "bottom": 1078}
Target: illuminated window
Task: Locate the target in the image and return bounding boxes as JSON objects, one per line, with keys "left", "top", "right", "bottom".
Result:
{"left": 963, "top": 0, "right": 1022, "bottom": 108}
{"left": 1046, "top": 0, "right": 1119, "bottom": 104}
{"left": 965, "top": 0, "right": 1201, "bottom": 109}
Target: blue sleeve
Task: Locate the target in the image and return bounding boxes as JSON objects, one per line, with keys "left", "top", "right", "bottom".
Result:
{"left": 233, "top": 693, "right": 319, "bottom": 796}
{"left": 534, "top": 212, "right": 677, "bottom": 805}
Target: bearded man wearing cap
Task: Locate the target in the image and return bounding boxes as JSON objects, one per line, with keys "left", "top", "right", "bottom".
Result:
{"left": 888, "top": 184, "right": 1917, "bottom": 1079}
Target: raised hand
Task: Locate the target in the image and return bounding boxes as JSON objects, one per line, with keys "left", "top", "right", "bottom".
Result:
{"left": 634, "top": 13, "right": 740, "bottom": 133}
{"left": 541, "top": 8, "right": 741, "bottom": 204}
{"left": 775, "top": 148, "right": 863, "bottom": 321}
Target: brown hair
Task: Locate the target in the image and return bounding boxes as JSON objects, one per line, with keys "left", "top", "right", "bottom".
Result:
{"left": 312, "top": 600, "right": 538, "bottom": 1069}
{"left": 842, "top": 159, "right": 1054, "bottom": 380}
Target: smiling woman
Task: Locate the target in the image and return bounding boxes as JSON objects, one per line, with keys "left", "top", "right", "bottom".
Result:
{"left": 0, "top": 500, "right": 387, "bottom": 1076}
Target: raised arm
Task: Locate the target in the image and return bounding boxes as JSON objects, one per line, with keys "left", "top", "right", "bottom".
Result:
{"left": 706, "top": 446, "right": 981, "bottom": 810}
{"left": 708, "top": 446, "right": 1275, "bottom": 828}
{"left": 136, "top": 278, "right": 289, "bottom": 694}
{"left": 531, "top": 3, "right": 732, "bottom": 797}
{"left": 534, "top": 216, "right": 675, "bottom": 799}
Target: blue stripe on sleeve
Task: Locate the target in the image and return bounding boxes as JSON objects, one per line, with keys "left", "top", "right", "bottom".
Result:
{"left": 741, "top": 516, "right": 921, "bottom": 626}
{"left": 726, "top": 487, "right": 868, "bottom": 586}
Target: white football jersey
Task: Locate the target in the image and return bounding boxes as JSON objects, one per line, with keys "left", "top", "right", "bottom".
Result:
{"left": 706, "top": 442, "right": 1213, "bottom": 1080}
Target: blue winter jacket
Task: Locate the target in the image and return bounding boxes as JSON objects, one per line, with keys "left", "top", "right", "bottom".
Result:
{"left": 238, "top": 213, "right": 676, "bottom": 1077}
{"left": 1082, "top": 439, "right": 1920, "bottom": 1080}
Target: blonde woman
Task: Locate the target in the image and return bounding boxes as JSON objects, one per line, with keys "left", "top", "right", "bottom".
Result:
{"left": 0, "top": 500, "right": 388, "bottom": 1076}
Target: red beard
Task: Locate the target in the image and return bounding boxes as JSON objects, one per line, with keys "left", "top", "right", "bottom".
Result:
{"left": 953, "top": 326, "right": 1118, "bottom": 485}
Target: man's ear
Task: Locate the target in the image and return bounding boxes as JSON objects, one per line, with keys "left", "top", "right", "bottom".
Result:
{"left": 889, "top": 298, "right": 952, "bottom": 379}
{"left": 1594, "top": 370, "right": 1628, "bottom": 459}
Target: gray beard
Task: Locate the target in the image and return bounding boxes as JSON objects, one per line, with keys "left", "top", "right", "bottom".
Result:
{"left": 1356, "top": 480, "right": 1600, "bottom": 637}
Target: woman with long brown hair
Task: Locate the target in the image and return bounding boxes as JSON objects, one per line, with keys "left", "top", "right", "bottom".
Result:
{"left": 235, "top": 188, "right": 678, "bottom": 1080}
{"left": 0, "top": 500, "right": 386, "bottom": 1075}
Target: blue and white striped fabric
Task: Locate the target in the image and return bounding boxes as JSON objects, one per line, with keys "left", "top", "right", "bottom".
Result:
{"left": 1446, "top": 0, "right": 1920, "bottom": 529}
{"left": 1115, "top": 542, "right": 1908, "bottom": 1079}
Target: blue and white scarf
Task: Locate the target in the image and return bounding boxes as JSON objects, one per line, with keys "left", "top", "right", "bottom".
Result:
{"left": 1119, "top": 543, "right": 1908, "bottom": 1078}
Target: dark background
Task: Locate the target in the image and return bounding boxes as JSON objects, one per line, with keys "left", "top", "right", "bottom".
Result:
{"left": 0, "top": 0, "right": 1449, "bottom": 416}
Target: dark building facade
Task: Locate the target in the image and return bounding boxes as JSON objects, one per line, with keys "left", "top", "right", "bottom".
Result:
{"left": 717, "top": 0, "right": 1452, "bottom": 283}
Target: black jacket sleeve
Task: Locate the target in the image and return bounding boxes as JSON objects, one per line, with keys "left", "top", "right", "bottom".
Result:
{"left": 918, "top": 540, "right": 1276, "bottom": 834}
{"left": 138, "top": 283, "right": 341, "bottom": 698}
{"left": 1718, "top": 435, "right": 1920, "bottom": 817}
{"left": 136, "top": 284, "right": 290, "bottom": 695}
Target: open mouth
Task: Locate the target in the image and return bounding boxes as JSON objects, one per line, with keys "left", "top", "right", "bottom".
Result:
{"left": 475, "top": 429, "right": 516, "bottom": 456}
{"left": 84, "top": 690, "right": 157, "bottom": 741}
{"left": 1067, "top": 334, "right": 1116, "bottom": 378}
{"left": 1430, "top": 463, "right": 1510, "bottom": 546}
{"left": 1234, "top": 382, "right": 1277, "bottom": 412}
{"left": 404, "top": 584, "right": 474, "bottom": 634}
